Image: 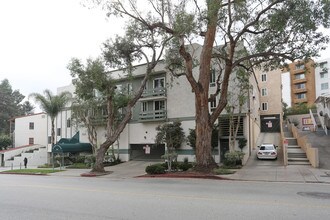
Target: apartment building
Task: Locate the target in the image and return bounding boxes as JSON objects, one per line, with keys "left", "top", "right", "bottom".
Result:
{"left": 288, "top": 60, "right": 316, "bottom": 106}
{"left": 255, "top": 68, "right": 283, "bottom": 132}
{"left": 315, "top": 58, "right": 330, "bottom": 97}
{"left": 40, "top": 44, "right": 260, "bottom": 164}
{"left": 10, "top": 113, "right": 48, "bottom": 147}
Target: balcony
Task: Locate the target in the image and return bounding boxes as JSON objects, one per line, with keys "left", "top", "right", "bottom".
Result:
{"left": 140, "top": 88, "right": 166, "bottom": 101}
{"left": 90, "top": 116, "right": 107, "bottom": 126}
{"left": 139, "top": 110, "right": 167, "bottom": 122}
{"left": 293, "top": 98, "right": 308, "bottom": 104}
{"left": 293, "top": 88, "right": 307, "bottom": 94}
{"left": 292, "top": 78, "right": 307, "bottom": 84}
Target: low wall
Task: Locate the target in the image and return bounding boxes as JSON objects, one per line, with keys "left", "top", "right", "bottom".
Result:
{"left": 291, "top": 125, "right": 319, "bottom": 168}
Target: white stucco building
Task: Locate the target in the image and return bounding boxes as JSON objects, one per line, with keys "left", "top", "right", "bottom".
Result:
{"left": 315, "top": 58, "right": 330, "bottom": 97}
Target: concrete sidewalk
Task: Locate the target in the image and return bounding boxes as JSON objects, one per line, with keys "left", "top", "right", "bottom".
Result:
{"left": 221, "top": 165, "right": 330, "bottom": 184}
{"left": 2, "top": 161, "right": 330, "bottom": 184}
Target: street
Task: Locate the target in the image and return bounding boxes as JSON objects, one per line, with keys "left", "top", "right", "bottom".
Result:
{"left": 1, "top": 175, "right": 330, "bottom": 220}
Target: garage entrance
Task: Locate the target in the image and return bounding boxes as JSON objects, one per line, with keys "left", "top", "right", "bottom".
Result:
{"left": 130, "top": 144, "right": 165, "bottom": 160}
{"left": 260, "top": 114, "right": 281, "bottom": 132}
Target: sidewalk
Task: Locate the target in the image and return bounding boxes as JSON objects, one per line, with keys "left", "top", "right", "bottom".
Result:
{"left": 1, "top": 161, "right": 330, "bottom": 184}
{"left": 221, "top": 165, "right": 330, "bottom": 184}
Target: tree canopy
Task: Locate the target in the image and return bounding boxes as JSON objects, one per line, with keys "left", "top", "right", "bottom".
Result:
{"left": 0, "top": 79, "right": 27, "bottom": 134}
{"left": 93, "top": 0, "right": 330, "bottom": 171}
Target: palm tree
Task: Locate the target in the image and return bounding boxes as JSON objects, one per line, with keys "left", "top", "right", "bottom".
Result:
{"left": 29, "top": 89, "right": 71, "bottom": 146}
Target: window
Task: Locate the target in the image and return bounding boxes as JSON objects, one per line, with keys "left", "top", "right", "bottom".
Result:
{"left": 210, "top": 69, "right": 216, "bottom": 87}
{"left": 154, "top": 100, "right": 165, "bottom": 111}
{"left": 320, "top": 72, "right": 328, "bottom": 79}
{"left": 261, "top": 73, "right": 267, "bottom": 82}
{"left": 48, "top": 136, "right": 51, "bottom": 144}
{"left": 210, "top": 99, "right": 216, "bottom": 111}
{"left": 142, "top": 102, "right": 148, "bottom": 112}
{"left": 29, "top": 122, "right": 34, "bottom": 130}
{"left": 154, "top": 78, "right": 165, "bottom": 89}
{"left": 320, "top": 61, "right": 328, "bottom": 69}
{"left": 321, "top": 83, "right": 329, "bottom": 90}
{"left": 127, "top": 83, "right": 132, "bottom": 94}
{"left": 295, "top": 83, "right": 305, "bottom": 89}
{"left": 261, "top": 88, "right": 267, "bottom": 96}
{"left": 295, "top": 73, "right": 305, "bottom": 80}
{"left": 57, "top": 128, "right": 61, "bottom": 136}
{"left": 295, "top": 64, "right": 304, "bottom": 70}
{"left": 29, "top": 138, "right": 34, "bottom": 145}
{"left": 67, "top": 119, "right": 71, "bottom": 128}
{"left": 296, "top": 93, "right": 306, "bottom": 99}
{"left": 261, "top": 102, "right": 268, "bottom": 111}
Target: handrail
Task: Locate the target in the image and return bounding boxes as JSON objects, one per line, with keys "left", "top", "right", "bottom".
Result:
{"left": 309, "top": 109, "right": 317, "bottom": 132}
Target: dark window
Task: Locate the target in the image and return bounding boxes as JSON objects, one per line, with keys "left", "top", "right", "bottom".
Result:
{"left": 67, "top": 119, "right": 71, "bottom": 128}
{"left": 57, "top": 128, "right": 61, "bottom": 136}
{"left": 29, "top": 138, "right": 34, "bottom": 145}
{"left": 48, "top": 136, "right": 51, "bottom": 144}
{"left": 29, "top": 122, "right": 34, "bottom": 130}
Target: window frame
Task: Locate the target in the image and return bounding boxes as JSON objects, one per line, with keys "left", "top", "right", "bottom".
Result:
{"left": 261, "top": 102, "right": 268, "bottom": 111}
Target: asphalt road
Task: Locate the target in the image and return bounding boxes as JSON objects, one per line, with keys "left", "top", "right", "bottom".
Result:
{"left": 1, "top": 175, "right": 330, "bottom": 220}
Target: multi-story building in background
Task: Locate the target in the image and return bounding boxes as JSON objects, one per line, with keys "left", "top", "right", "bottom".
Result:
{"left": 288, "top": 60, "right": 316, "bottom": 107}
{"left": 255, "top": 68, "right": 283, "bottom": 133}
{"left": 315, "top": 58, "right": 330, "bottom": 97}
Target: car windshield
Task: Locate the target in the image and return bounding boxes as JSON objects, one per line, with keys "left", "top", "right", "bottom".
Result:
{"left": 260, "top": 145, "right": 274, "bottom": 150}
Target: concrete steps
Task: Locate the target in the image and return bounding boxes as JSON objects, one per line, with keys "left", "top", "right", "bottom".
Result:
{"left": 284, "top": 128, "right": 311, "bottom": 166}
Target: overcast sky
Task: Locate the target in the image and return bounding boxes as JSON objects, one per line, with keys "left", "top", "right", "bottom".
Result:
{"left": 0, "top": 0, "right": 123, "bottom": 100}
{"left": 1, "top": 0, "right": 330, "bottom": 106}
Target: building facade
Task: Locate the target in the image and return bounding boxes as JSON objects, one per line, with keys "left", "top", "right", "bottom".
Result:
{"left": 11, "top": 113, "right": 48, "bottom": 148}
{"left": 288, "top": 60, "right": 316, "bottom": 107}
{"left": 315, "top": 58, "right": 330, "bottom": 98}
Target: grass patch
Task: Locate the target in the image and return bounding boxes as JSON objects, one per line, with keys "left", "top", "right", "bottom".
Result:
{"left": 2, "top": 169, "right": 63, "bottom": 174}
{"left": 66, "top": 163, "right": 91, "bottom": 169}
{"left": 38, "top": 163, "right": 60, "bottom": 168}
{"left": 213, "top": 168, "right": 236, "bottom": 175}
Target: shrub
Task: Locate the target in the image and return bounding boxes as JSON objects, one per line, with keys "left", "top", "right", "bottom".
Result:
{"left": 85, "top": 155, "right": 96, "bottom": 166}
{"left": 66, "top": 163, "right": 90, "bottom": 169}
{"left": 224, "top": 151, "right": 245, "bottom": 167}
{"left": 213, "top": 168, "right": 236, "bottom": 175}
{"left": 177, "top": 162, "right": 193, "bottom": 171}
{"left": 145, "top": 163, "right": 166, "bottom": 174}
{"left": 38, "top": 163, "right": 60, "bottom": 168}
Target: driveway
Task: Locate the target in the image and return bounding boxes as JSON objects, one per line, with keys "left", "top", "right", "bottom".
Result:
{"left": 246, "top": 132, "right": 283, "bottom": 167}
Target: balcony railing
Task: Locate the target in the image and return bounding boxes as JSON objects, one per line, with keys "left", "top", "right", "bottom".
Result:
{"left": 293, "top": 88, "right": 307, "bottom": 93}
{"left": 141, "top": 88, "right": 166, "bottom": 98}
{"left": 292, "top": 78, "right": 307, "bottom": 84}
{"left": 139, "top": 110, "right": 167, "bottom": 121}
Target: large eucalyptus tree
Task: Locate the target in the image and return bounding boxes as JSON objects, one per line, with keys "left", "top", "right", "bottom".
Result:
{"left": 97, "top": 0, "right": 330, "bottom": 171}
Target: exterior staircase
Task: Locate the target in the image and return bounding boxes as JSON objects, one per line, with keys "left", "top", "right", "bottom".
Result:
{"left": 283, "top": 125, "right": 311, "bottom": 166}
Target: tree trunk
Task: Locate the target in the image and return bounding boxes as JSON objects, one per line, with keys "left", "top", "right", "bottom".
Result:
{"left": 51, "top": 118, "right": 55, "bottom": 146}
{"left": 91, "top": 144, "right": 108, "bottom": 173}
{"left": 194, "top": 94, "right": 217, "bottom": 171}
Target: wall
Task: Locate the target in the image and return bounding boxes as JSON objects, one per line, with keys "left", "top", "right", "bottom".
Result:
{"left": 14, "top": 113, "right": 47, "bottom": 147}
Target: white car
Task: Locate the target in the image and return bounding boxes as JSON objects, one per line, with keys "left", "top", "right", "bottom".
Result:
{"left": 257, "top": 143, "right": 278, "bottom": 160}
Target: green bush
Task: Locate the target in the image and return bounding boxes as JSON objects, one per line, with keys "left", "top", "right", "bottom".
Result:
{"left": 75, "top": 156, "right": 86, "bottom": 163}
{"left": 0, "top": 135, "right": 11, "bottom": 150}
{"left": 85, "top": 155, "right": 96, "bottom": 166}
{"left": 66, "top": 163, "right": 90, "bottom": 169}
{"left": 145, "top": 163, "right": 166, "bottom": 174}
{"left": 224, "top": 151, "right": 245, "bottom": 166}
{"left": 177, "top": 162, "right": 193, "bottom": 171}
{"left": 38, "top": 163, "right": 60, "bottom": 168}
{"left": 213, "top": 168, "right": 236, "bottom": 175}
